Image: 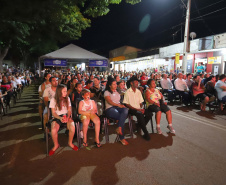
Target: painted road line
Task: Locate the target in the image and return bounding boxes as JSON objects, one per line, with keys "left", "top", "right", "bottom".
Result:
{"left": 172, "top": 111, "right": 226, "bottom": 132}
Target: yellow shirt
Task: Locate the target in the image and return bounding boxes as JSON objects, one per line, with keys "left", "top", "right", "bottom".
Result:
{"left": 146, "top": 89, "right": 161, "bottom": 107}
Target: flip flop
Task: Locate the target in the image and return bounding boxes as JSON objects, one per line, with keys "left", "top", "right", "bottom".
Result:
{"left": 94, "top": 142, "right": 102, "bottom": 148}
{"left": 83, "top": 142, "right": 88, "bottom": 147}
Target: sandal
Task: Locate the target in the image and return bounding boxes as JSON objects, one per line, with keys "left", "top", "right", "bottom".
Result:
{"left": 83, "top": 142, "right": 88, "bottom": 147}
{"left": 94, "top": 142, "right": 102, "bottom": 148}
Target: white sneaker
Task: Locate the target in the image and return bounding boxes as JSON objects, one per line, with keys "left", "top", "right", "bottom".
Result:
{"left": 167, "top": 125, "right": 175, "bottom": 134}
{"left": 79, "top": 131, "right": 83, "bottom": 139}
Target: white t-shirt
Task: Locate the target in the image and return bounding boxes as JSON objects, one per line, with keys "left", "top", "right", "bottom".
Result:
{"left": 43, "top": 87, "right": 56, "bottom": 101}
{"left": 20, "top": 76, "right": 25, "bottom": 83}
{"left": 49, "top": 97, "right": 71, "bottom": 115}
{"left": 215, "top": 80, "right": 226, "bottom": 100}
{"left": 12, "top": 80, "right": 18, "bottom": 89}
{"left": 15, "top": 78, "right": 22, "bottom": 85}
{"left": 104, "top": 90, "right": 120, "bottom": 110}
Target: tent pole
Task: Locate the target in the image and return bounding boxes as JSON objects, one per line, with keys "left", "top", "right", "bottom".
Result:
{"left": 38, "top": 57, "right": 41, "bottom": 77}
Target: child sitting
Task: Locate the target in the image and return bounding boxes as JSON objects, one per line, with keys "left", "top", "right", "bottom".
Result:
{"left": 78, "top": 89, "right": 101, "bottom": 148}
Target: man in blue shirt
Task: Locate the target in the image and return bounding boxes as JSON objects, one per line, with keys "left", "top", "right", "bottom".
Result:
{"left": 196, "top": 63, "right": 204, "bottom": 74}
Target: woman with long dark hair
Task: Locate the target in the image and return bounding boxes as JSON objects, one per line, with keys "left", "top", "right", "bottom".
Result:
{"left": 49, "top": 84, "right": 78, "bottom": 156}
{"left": 104, "top": 77, "right": 129, "bottom": 145}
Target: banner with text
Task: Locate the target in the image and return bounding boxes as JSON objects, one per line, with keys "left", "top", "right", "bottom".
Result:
{"left": 208, "top": 56, "right": 221, "bottom": 64}
{"left": 89, "top": 60, "right": 108, "bottom": 67}
{"left": 44, "top": 59, "right": 67, "bottom": 67}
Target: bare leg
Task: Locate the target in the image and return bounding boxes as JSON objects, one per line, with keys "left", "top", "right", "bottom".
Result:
{"left": 43, "top": 113, "right": 48, "bottom": 130}
{"left": 81, "top": 116, "right": 90, "bottom": 144}
{"left": 202, "top": 96, "right": 209, "bottom": 110}
{"left": 166, "top": 110, "right": 172, "bottom": 124}
{"left": 155, "top": 111, "right": 162, "bottom": 126}
{"left": 90, "top": 114, "right": 100, "bottom": 143}
{"left": 156, "top": 111, "right": 162, "bottom": 134}
{"left": 51, "top": 121, "right": 60, "bottom": 150}
{"left": 67, "top": 119, "right": 75, "bottom": 148}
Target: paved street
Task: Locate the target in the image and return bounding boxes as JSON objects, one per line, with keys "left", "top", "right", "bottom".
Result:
{"left": 0, "top": 84, "right": 226, "bottom": 185}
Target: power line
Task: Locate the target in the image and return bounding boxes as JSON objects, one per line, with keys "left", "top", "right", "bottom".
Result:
{"left": 193, "top": 0, "right": 215, "bottom": 35}
{"left": 190, "top": 0, "right": 225, "bottom": 14}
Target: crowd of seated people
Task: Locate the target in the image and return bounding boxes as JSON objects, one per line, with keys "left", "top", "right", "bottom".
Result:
{"left": 0, "top": 70, "right": 32, "bottom": 115}
{"left": 36, "top": 69, "right": 226, "bottom": 156}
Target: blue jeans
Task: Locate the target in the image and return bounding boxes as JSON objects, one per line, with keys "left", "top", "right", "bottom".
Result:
{"left": 222, "top": 96, "right": 226, "bottom": 103}
{"left": 105, "top": 106, "right": 128, "bottom": 140}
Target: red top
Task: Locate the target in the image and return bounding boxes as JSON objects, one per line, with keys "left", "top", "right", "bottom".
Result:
{"left": 140, "top": 76, "right": 148, "bottom": 86}
{"left": 1, "top": 82, "right": 11, "bottom": 91}
{"left": 192, "top": 82, "right": 205, "bottom": 96}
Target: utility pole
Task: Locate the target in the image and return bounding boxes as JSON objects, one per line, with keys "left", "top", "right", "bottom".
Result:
{"left": 182, "top": 0, "right": 191, "bottom": 74}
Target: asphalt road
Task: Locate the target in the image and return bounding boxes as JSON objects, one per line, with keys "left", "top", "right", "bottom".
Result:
{"left": 0, "top": 84, "right": 226, "bottom": 185}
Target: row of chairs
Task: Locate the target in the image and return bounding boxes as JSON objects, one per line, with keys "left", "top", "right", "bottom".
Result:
{"left": 45, "top": 99, "right": 155, "bottom": 156}
{"left": 0, "top": 87, "right": 23, "bottom": 119}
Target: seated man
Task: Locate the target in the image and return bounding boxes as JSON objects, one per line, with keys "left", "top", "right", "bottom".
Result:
{"left": 185, "top": 73, "right": 194, "bottom": 90}
{"left": 174, "top": 73, "right": 190, "bottom": 105}
{"left": 215, "top": 74, "right": 226, "bottom": 110}
{"left": 43, "top": 77, "right": 58, "bottom": 138}
{"left": 192, "top": 75, "right": 215, "bottom": 111}
{"left": 123, "top": 75, "right": 150, "bottom": 141}
{"left": 160, "top": 74, "right": 175, "bottom": 102}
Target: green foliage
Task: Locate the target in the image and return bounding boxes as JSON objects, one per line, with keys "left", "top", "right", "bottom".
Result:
{"left": 0, "top": 0, "right": 141, "bottom": 67}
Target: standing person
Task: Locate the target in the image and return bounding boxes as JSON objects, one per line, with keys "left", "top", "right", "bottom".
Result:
{"left": 196, "top": 63, "right": 204, "bottom": 74}
{"left": 123, "top": 76, "right": 150, "bottom": 141}
{"left": 145, "top": 79, "right": 175, "bottom": 134}
{"left": 104, "top": 77, "right": 129, "bottom": 145}
{"left": 49, "top": 84, "right": 78, "bottom": 156}
{"left": 78, "top": 89, "right": 101, "bottom": 147}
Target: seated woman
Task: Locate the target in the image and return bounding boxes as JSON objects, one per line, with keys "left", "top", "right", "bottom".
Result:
{"left": 0, "top": 82, "right": 7, "bottom": 104}
{"left": 49, "top": 84, "right": 78, "bottom": 156}
{"left": 1, "top": 75, "right": 13, "bottom": 105}
{"left": 104, "top": 77, "right": 129, "bottom": 145}
{"left": 145, "top": 79, "right": 175, "bottom": 134}
{"left": 192, "top": 75, "right": 215, "bottom": 111}
{"left": 117, "top": 81, "right": 126, "bottom": 103}
{"left": 78, "top": 89, "right": 101, "bottom": 148}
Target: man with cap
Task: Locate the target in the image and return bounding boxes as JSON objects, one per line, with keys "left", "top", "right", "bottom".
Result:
{"left": 123, "top": 75, "right": 151, "bottom": 141}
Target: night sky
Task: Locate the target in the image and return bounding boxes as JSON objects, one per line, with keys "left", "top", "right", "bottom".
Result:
{"left": 73, "top": 0, "right": 226, "bottom": 57}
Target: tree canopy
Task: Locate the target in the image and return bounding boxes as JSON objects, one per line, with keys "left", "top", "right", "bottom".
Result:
{"left": 0, "top": 0, "right": 141, "bottom": 71}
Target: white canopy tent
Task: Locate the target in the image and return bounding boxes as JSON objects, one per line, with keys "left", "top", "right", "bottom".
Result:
{"left": 39, "top": 44, "right": 108, "bottom": 75}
